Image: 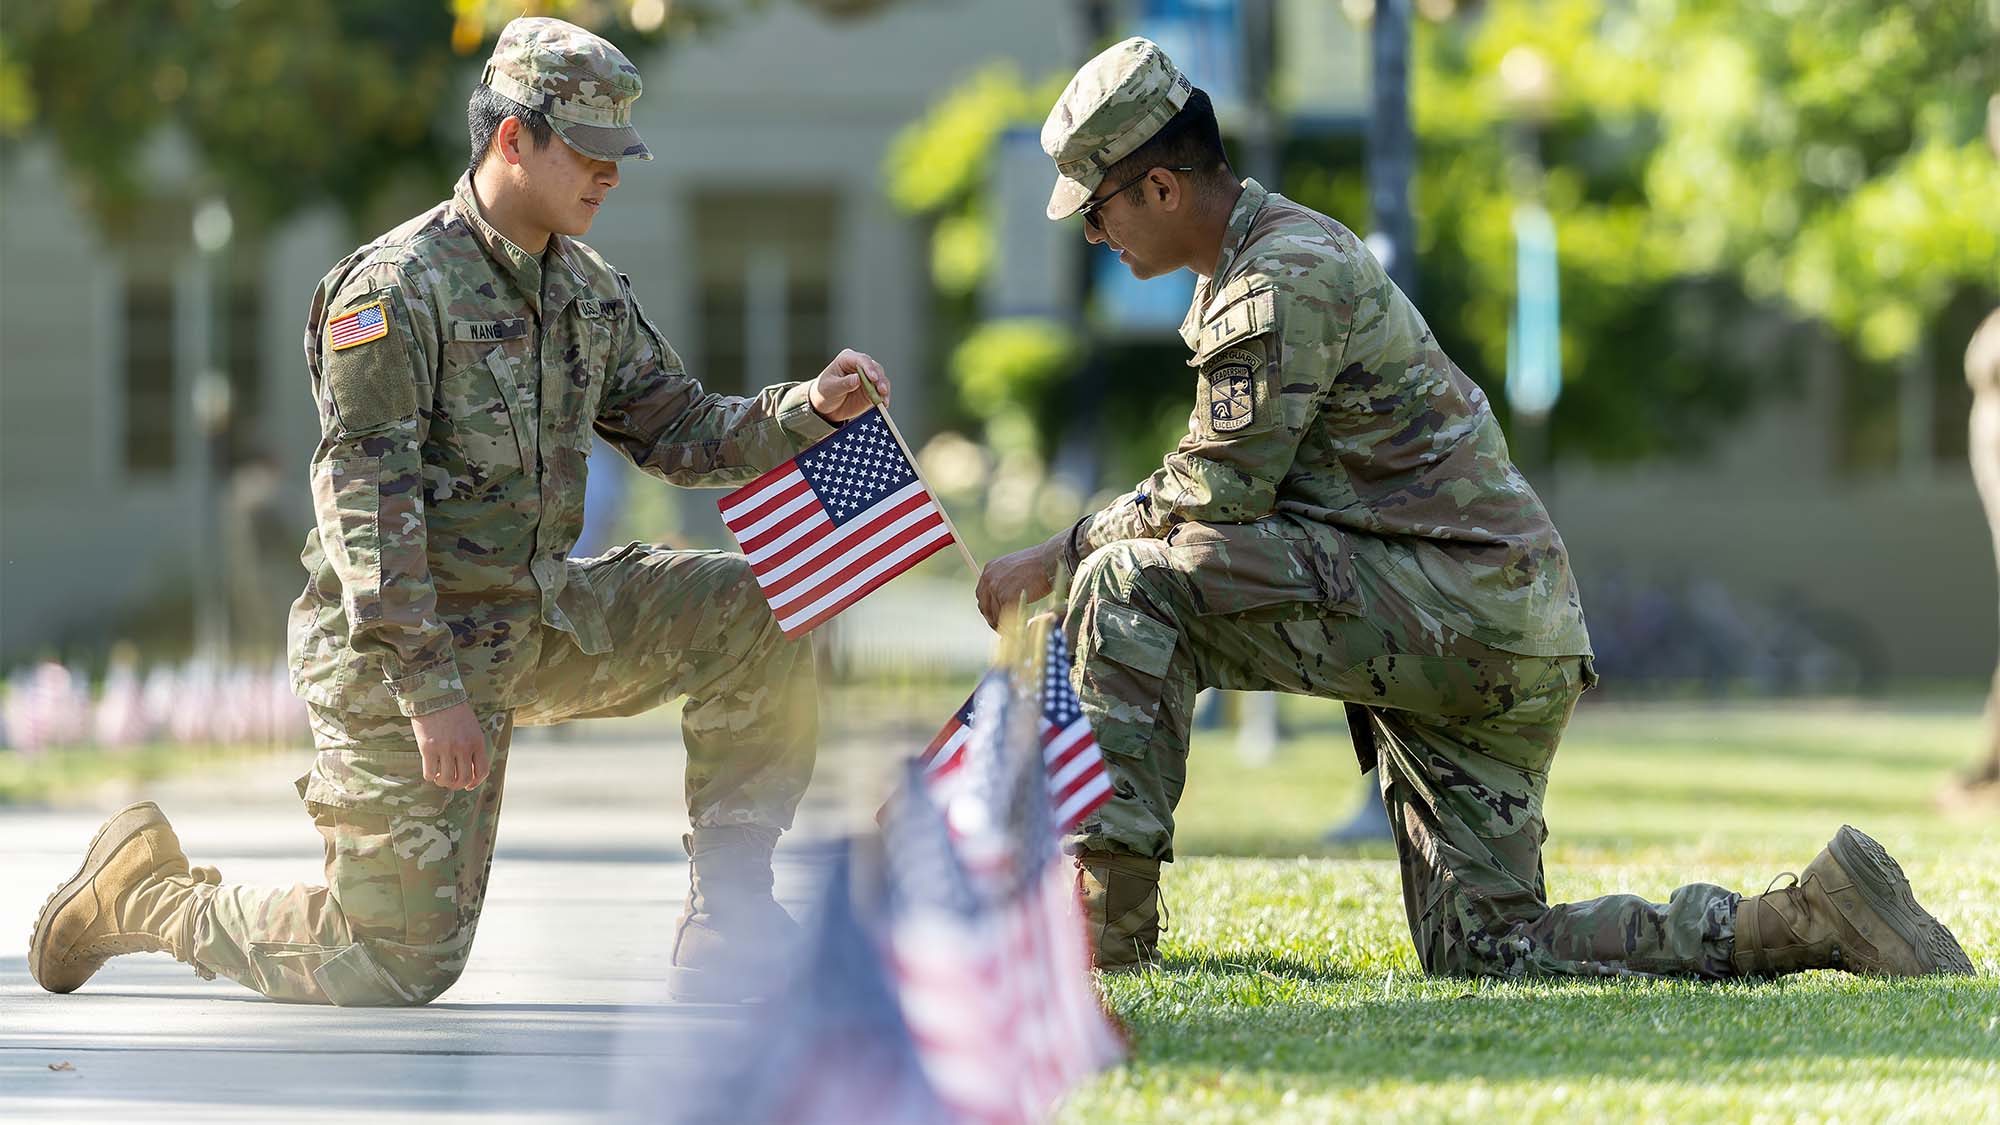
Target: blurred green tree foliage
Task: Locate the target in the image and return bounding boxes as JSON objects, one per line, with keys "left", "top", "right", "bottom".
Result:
{"left": 887, "top": 0, "right": 2000, "bottom": 469}
{"left": 882, "top": 63, "right": 1085, "bottom": 458}
{"left": 0, "top": 0, "right": 894, "bottom": 233}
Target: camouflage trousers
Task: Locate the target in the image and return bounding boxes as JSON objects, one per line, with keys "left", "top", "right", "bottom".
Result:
{"left": 1063, "top": 522, "right": 1739, "bottom": 979}
{"left": 193, "top": 546, "right": 817, "bottom": 1005}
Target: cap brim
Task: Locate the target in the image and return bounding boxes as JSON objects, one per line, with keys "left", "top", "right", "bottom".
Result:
{"left": 552, "top": 119, "right": 654, "bottom": 163}
{"left": 1045, "top": 173, "right": 1093, "bottom": 221}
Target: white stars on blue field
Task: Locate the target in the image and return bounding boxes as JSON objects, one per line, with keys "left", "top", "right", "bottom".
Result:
{"left": 797, "top": 409, "right": 918, "bottom": 526}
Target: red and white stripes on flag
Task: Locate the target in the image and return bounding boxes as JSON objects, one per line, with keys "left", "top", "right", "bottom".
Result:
{"left": 881, "top": 676, "right": 1124, "bottom": 1124}
{"left": 719, "top": 407, "right": 954, "bottom": 637}
{"left": 889, "top": 859, "right": 1122, "bottom": 1124}
{"left": 918, "top": 629, "right": 1113, "bottom": 834}
{"left": 326, "top": 301, "right": 389, "bottom": 350}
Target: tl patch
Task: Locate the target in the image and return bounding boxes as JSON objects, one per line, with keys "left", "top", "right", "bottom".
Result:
{"left": 327, "top": 301, "right": 389, "bottom": 351}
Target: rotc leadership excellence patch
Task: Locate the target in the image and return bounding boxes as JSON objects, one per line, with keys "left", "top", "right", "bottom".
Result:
{"left": 327, "top": 301, "right": 389, "bottom": 351}
{"left": 1206, "top": 346, "right": 1260, "bottom": 433}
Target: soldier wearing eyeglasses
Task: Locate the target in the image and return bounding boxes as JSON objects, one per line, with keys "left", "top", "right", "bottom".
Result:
{"left": 976, "top": 37, "right": 1971, "bottom": 984}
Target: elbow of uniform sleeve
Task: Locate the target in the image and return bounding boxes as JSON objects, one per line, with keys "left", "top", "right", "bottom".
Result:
{"left": 1074, "top": 490, "right": 1160, "bottom": 561}
{"left": 1161, "top": 455, "right": 1282, "bottom": 524}
{"left": 775, "top": 381, "right": 837, "bottom": 449}
{"left": 383, "top": 660, "right": 469, "bottom": 718}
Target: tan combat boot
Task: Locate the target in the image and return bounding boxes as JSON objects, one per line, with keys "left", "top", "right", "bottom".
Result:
{"left": 1732, "top": 824, "right": 1975, "bottom": 978}
{"left": 669, "top": 825, "right": 802, "bottom": 1002}
{"left": 1076, "top": 850, "right": 1164, "bottom": 973}
{"left": 29, "top": 802, "right": 222, "bottom": 993}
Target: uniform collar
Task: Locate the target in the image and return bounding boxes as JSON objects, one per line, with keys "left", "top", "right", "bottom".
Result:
{"left": 451, "top": 174, "right": 589, "bottom": 320}
{"left": 1181, "top": 178, "right": 1269, "bottom": 350}
{"left": 1209, "top": 177, "right": 1268, "bottom": 288}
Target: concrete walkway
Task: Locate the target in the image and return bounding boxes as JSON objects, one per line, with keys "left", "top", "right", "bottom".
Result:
{"left": 0, "top": 720, "right": 860, "bottom": 1122}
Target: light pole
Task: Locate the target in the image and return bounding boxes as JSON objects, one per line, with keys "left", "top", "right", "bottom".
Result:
{"left": 190, "top": 197, "right": 235, "bottom": 664}
{"left": 1367, "top": 0, "right": 1417, "bottom": 299}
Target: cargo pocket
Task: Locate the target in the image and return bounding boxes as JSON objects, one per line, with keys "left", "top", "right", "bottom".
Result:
{"left": 1164, "top": 518, "right": 1359, "bottom": 616}
{"left": 1362, "top": 660, "right": 1572, "bottom": 842}
{"left": 302, "top": 746, "right": 446, "bottom": 817}
{"left": 303, "top": 749, "right": 480, "bottom": 988}
{"left": 1079, "top": 602, "right": 1177, "bottom": 761}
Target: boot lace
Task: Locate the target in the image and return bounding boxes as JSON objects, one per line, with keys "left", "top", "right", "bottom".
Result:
{"left": 1756, "top": 870, "right": 1841, "bottom": 969}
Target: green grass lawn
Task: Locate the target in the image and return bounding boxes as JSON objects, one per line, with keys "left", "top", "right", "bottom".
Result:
{"left": 1062, "top": 698, "right": 2000, "bottom": 1123}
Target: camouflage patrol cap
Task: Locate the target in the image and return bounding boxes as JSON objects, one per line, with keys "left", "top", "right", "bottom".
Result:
{"left": 1040, "top": 36, "right": 1193, "bottom": 220}
{"left": 481, "top": 17, "right": 653, "bottom": 162}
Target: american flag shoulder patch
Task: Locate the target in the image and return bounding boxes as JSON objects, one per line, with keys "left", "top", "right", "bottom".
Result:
{"left": 327, "top": 300, "right": 390, "bottom": 351}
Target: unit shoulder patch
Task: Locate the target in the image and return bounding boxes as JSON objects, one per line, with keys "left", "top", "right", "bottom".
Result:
{"left": 1204, "top": 344, "right": 1262, "bottom": 434}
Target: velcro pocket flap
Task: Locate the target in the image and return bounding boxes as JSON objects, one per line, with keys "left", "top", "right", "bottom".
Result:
{"left": 303, "top": 746, "right": 444, "bottom": 817}
{"left": 1189, "top": 283, "right": 1277, "bottom": 367}
{"left": 324, "top": 290, "right": 418, "bottom": 432}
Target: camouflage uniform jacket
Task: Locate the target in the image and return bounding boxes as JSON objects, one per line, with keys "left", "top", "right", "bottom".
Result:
{"left": 1066, "top": 179, "right": 1590, "bottom": 657}
{"left": 289, "top": 174, "right": 834, "bottom": 717}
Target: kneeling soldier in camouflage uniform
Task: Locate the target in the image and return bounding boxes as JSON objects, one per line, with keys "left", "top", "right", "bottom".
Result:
{"left": 30, "top": 18, "right": 888, "bottom": 1006}
{"left": 977, "top": 38, "right": 1974, "bottom": 982}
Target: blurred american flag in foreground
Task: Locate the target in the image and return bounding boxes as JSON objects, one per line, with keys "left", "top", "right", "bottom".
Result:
{"left": 648, "top": 672, "right": 1122, "bottom": 1124}
{"left": 918, "top": 629, "right": 1113, "bottom": 834}
{"left": 884, "top": 674, "right": 1125, "bottom": 1122}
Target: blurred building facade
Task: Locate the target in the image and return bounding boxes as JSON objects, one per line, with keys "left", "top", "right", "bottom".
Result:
{"left": 1, "top": 0, "right": 1992, "bottom": 686}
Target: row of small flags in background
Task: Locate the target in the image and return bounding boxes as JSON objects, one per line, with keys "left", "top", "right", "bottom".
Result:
{"left": 643, "top": 636, "right": 1125, "bottom": 1124}
{"left": 0, "top": 658, "right": 306, "bottom": 754}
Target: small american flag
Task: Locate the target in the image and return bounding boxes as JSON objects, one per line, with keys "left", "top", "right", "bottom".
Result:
{"left": 631, "top": 843, "right": 953, "bottom": 1125}
{"left": 883, "top": 679, "right": 1124, "bottom": 1124}
{"left": 918, "top": 629, "right": 1112, "bottom": 834}
{"left": 326, "top": 301, "right": 389, "bottom": 350}
{"left": 719, "top": 407, "right": 955, "bottom": 637}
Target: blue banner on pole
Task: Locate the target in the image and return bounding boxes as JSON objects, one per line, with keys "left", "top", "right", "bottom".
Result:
{"left": 1506, "top": 202, "right": 1562, "bottom": 418}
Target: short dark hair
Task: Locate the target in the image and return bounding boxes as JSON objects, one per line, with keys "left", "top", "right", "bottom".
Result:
{"left": 467, "top": 84, "right": 555, "bottom": 173}
{"left": 1102, "top": 87, "right": 1233, "bottom": 204}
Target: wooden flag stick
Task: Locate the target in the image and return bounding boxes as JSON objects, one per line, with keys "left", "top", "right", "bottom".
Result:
{"left": 857, "top": 374, "right": 983, "bottom": 580}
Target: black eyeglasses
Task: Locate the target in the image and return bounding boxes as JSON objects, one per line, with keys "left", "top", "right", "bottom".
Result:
{"left": 1079, "top": 165, "right": 1195, "bottom": 230}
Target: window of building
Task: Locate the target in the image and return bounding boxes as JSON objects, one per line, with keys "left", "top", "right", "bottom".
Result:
{"left": 121, "top": 276, "right": 178, "bottom": 475}
{"left": 225, "top": 278, "right": 265, "bottom": 466}
{"left": 1838, "top": 291, "right": 1990, "bottom": 476}
{"left": 692, "top": 191, "right": 837, "bottom": 394}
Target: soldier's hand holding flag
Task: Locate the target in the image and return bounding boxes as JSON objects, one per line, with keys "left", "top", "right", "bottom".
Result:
{"left": 805, "top": 347, "right": 892, "bottom": 422}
